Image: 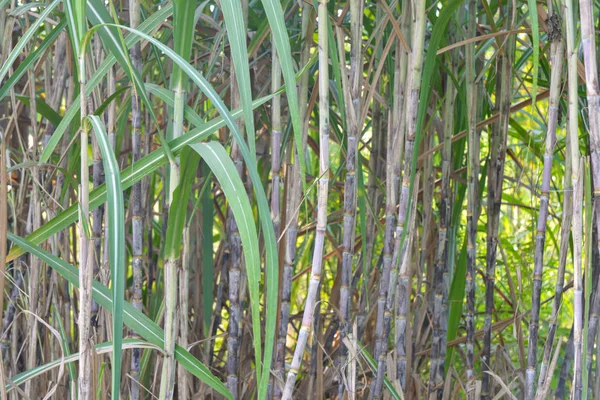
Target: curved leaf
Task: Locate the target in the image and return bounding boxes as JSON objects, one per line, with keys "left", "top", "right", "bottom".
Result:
{"left": 7, "top": 233, "right": 234, "bottom": 400}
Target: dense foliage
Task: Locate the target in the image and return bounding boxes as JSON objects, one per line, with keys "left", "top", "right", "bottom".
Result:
{"left": 1, "top": 0, "right": 599, "bottom": 398}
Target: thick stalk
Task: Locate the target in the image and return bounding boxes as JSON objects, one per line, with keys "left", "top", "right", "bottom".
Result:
{"left": 159, "top": 83, "right": 184, "bottom": 400}
{"left": 565, "top": 0, "right": 583, "bottom": 395}
{"left": 338, "top": 0, "right": 363, "bottom": 397}
{"left": 526, "top": 37, "right": 565, "bottom": 400}
{"left": 428, "top": 31, "right": 456, "bottom": 399}
{"left": 481, "top": 10, "right": 513, "bottom": 397}
{"left": 178, "top": 227, "right": 191, "bottom": 400}
{"left": 465, "top": 0, "right": 478, "bottom": 394}
{"left": 128, "top": 1, "right": 143, "bottom": 398}
{"left": 281, "top": 0, "right": 329, "bottom": 395}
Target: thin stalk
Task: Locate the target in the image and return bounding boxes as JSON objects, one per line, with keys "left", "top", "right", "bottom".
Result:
{"left": 24, "top": 47, "right": 41, "bottom": 398}
{"left": 556, "top": 326, "right": 575, "bottom": 399}
{"left": 428, "top": 29, "right": 456, "bottom": 399}
{"left": 537, "top": 73, "right": 571, "bottom": 397}
{"left": 578, "top": 0, "right": 600, "bottom": 390}
{"left": 128, "top": 0, "right": 144, "bottom": 398}
{"left": 526, "top": 37, "right": 565, "bottom": 400}
{"left": 178, "top": 227, "right": 191, "bottom": 400}
{"left": 281, "top": 0, "right": 329, "bottom": 395}
{"left": 225, "top": 39, "right": 247, "bottom": 400}
{"left": 358, "top": 3, "right": 385, "bottom": 339}
{"left": 271, "top": 47, "right": 282, "bottom": 239}
{"left": 338, "top": 0, "right": 363, "bottom": 396}
{"left": 565, "top": 0, "right": 583, "bottom": 394}
{"left": 78, "top": 37, "right": 94, "bottom": 400}
{"left": 481, "top": 11, "right": 513, "bottom": 396}
{"left": 465, "top": 0, "right": 478, "bottom": 392}
{"left": 391, "top": 174, "right": 419, "bottom": 398}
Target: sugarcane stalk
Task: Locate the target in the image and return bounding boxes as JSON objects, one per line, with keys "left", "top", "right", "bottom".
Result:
{"left": 24, "top": 54, "right": 41, "bottom": 398}
{"left": 337, "top": 0, "right": 363, "bottom": 396}
{"left": 129, "top": 1, "right": 143, "bottom": 398}
{"left": 578, "top": 0, "right": 600, "bottom": 269}
{"left": 271, "top": 48, "right": 282, "bottom": 239}
{"left": 178, "top": 226, "right": 191, "bottom": 400}
{"left": 281, "top": 0, "right": 329, "bottom": 395}
{"left": 77, "top": 27, "right": 94, "bottom": 400}
{"left": 578, "top": 0, "right": 600, "bottom": 392}
{"left": 465, "top": 0, "right": 478, "bottom": 393}
{"left": 481, "top": 10, "right": 513, "bottom": 396}
{"left": 556, "top": 326, "right": 575, "bottom": 399}
{"left": 537, "top": 73, "right": 570, "bottom": 400}
{"left": 358, "top": 2, "right": 385, "bottom": 339}
{"left": 159, "top": 3, "right": 195, "bottom": 397}
{"left": 428, "top": 27, "right": 456, "bottom": 398}
{"left": 526, "top": 35, "right": 565, "bottom": 400}
{"left": 564, "top": 0, "right": 583, "bottom": 395}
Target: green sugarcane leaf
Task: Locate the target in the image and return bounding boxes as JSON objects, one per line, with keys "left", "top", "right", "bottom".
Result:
{"left": 9, "top": 92, "right": 274, "bottom": 262}
{"left": 0, "top": 19, "right": 66, "bottom": 102}
{"left": 190, "top": 142, "right": 263, "bottom": 388}
{"left": 220, "top": 0, "right": 256, "bottom": 157}
{"left": 53, "top": 308, "right": 77, "bottom": 395}
{"left": 7, "top": 338, "right": 156, "bottom": 393}
{"left": 88, "top": 115, "right": 125, "bottom": 396}
{"left": 85, "top": 0, "right": 174, "bottom": 164}
{"left": 164, "top": 147, "right": 201, "bottom": 259}
{"left": 0, "top": 0, "right": 61, "bottom": 84}
{"left": 527, "top": 0, "right": 539, "bottom": 110}
{"left": 7, "top": 233, "right": 234, "bottom": 400}
{"left": 39, "top": 4, "right": 174, "bottom": 163}
{"left": 14, "top": 95, "right": 62, "bottom": 127}
{"left": 258, "top": 0, "right": 307, "bottom": 210}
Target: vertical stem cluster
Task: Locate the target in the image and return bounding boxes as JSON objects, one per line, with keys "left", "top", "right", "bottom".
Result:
{"left": 374, "top": 0, "right": 426, "bottom": 393}
{"left": 281, "top": 0, "right": 329, "bottom": 395}
{"left": 526, "top": 33, "right": 564, "bottom": 400}
{"left": 428, "top": 25, "right": 456, "bottom": 399}
{"left": 338, "top": 0, "right": 363, "bottom": 396}
{"left": 481, "top": 7, "right": 513, "bottom": 397}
